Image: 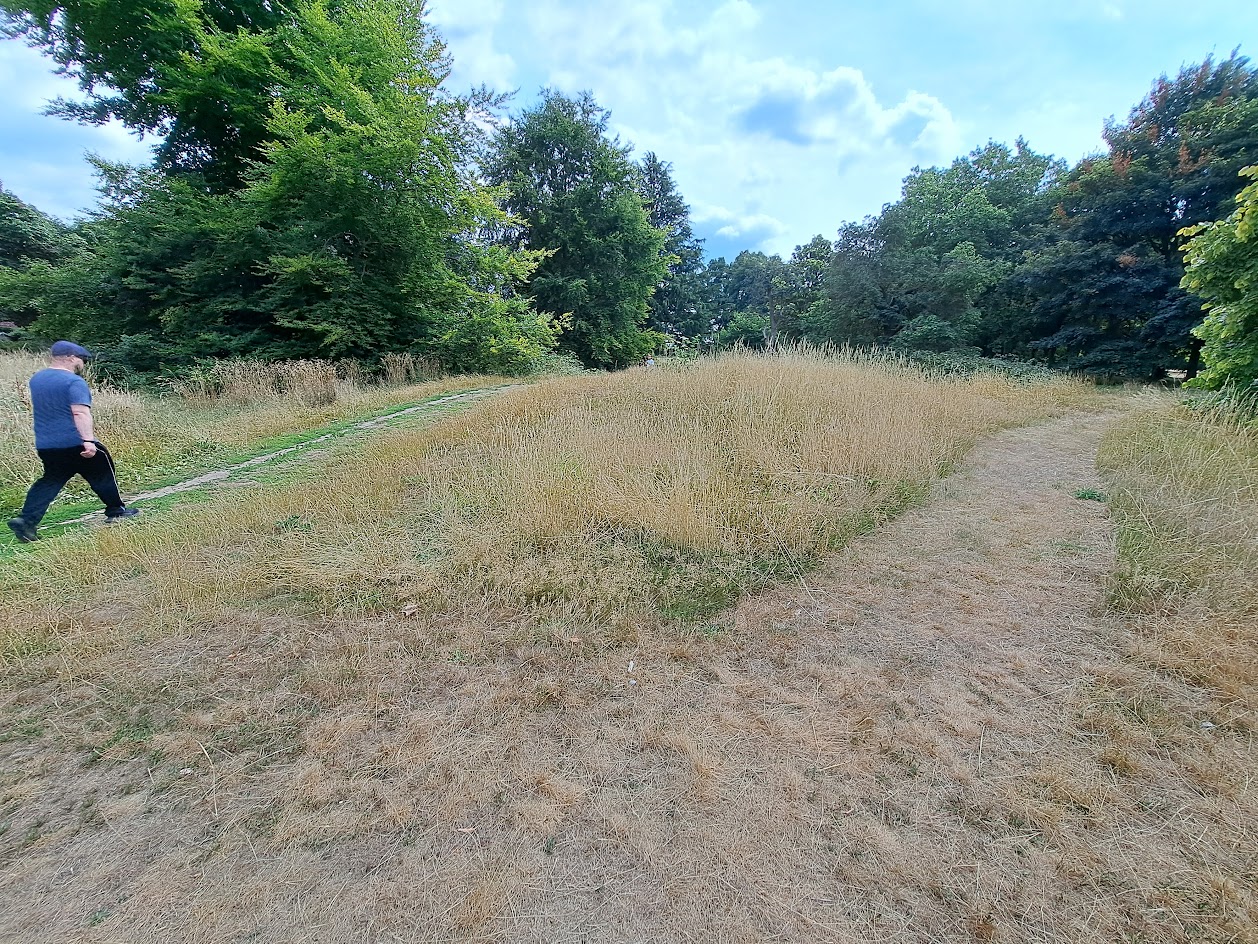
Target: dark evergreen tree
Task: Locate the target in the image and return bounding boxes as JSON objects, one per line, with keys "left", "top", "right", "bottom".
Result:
{"left": 1016, "top": 52, "right": 1258, "bottom": 378}
{"left": 486, "top": 91, "right": 665, "bottom": 368}
{"left": 637, "top": 152, "right": 708, "bottom": 339}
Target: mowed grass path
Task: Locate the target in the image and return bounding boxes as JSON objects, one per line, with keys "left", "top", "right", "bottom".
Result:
{"left": 13, "top": 353, "right": 1252, "bottom": 943}
{"left": 2, "top": 382, "right": 513, "bottom": 551}
{"left": 1, "top": 349, "right": 517, "bottom": 549}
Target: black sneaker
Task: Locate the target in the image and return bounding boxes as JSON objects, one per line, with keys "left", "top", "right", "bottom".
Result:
{"left": 7, "top": 517, "right": 38, "bottom": 543}
{"left": 106, "top": 508, "right": 142, "bottom": 522}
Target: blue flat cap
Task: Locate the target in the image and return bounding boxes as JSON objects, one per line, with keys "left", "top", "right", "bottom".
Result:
{"left": 50, "top": 340, "right": 93, "bottom": 359}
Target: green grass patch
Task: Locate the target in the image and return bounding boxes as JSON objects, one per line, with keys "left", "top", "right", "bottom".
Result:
{"left": 0, "top": 385, "right": 509, "bottom": 558}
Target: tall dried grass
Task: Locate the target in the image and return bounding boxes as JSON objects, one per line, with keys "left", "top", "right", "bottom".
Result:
{"left": 11, "top": 354, "right": 1202, "bottom": 944}
{"left": 0, "top": 349, "right": 1098, "bottom": 658}
{"left": 0, "top": 350, "right": 489, "bottom": 509}
{"left": 1098, "top": 395, "right": 1258, "bottom": 716}
{"left": 166, "top": 355, "right": 441, "bottom": 405}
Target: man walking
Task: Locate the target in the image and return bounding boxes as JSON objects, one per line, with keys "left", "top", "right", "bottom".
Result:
{"left": 7, "top": 340, "right": 139, "bottom": 543}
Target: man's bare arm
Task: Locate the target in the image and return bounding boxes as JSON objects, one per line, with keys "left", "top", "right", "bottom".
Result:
{"left": 69, "top": 404, "right": 98, "bottom": 457}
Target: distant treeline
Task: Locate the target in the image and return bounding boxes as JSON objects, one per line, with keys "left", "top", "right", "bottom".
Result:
{"left": 0, "top": 1, "right": 1254, "bottom": 387}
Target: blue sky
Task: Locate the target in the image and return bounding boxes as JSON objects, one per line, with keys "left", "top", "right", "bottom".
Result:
{"left": 1, "top": 0, "right": 1254, "bottom": 260}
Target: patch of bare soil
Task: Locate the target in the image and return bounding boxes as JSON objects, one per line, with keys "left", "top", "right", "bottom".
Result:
{"left": 2, "top": 412, "right": 1253, "bottom": 943}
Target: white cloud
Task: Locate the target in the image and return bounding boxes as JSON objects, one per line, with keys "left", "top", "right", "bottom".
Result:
{"left": 453, "top": 0, "right": 962, "bottom": 254}
{"left": 422, "top": 2, "right": 953, "bottom": 254}
{"left": 0, "top": 41, "right": 80, "bottom": 110}
{"left": 0, "top": 41, "right": 152, "bottom": 218}
{"left": 693, "top": 202, "right": 787, "bottom": 241}
{"left": 426, "top": 0, "right": 516, "bottom": 90}
{"left": 723, "top": 60, "right": 961, "bottom": 160}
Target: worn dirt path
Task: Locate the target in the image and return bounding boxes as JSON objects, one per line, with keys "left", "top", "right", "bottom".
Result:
{"left": 651, "top": 407, "right": 1251, "bottom": 944}
{"left": 1, "top": 407, "right": 1252, "bottom": 943}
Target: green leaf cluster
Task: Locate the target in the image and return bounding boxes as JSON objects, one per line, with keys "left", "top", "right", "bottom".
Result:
{"left": 800, "top": 139, "right": 1058, "bottom": 355}
{"left": 1182, "top": 166, "right": 1258, "bottom": 391}
{"left": 486, "top": 91, "right": 666, "bottom": 368}
{"left": 732, "top": 53, "right": 1258, "bottom": 382}
{"left": 0, "top": 0, "right": 556, "bottom": 373}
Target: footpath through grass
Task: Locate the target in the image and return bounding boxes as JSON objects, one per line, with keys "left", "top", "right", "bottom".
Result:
{"left": 1, "top": 383, "right": 512, "bottom": 552}
{"left": 0, "top": 349, "right": 515, "bottom": 551}
{"left": 0, "top": 351, "right": 1140, "bottom": 944}
{"left": 3, "top": 356, "right": 1254, "bottom": 944}
{"left": 0, "top": 349, "right": 1104, "bottom": 659}
{"left": 2, "top": 350, "right": 1174, "bottom": 944}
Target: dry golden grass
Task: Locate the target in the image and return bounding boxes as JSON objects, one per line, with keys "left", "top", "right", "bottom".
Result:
{"left": 0, "top": 349, "right": 500, "bottom": 508}
{"left": 1098, "top": 393, "right": 1258, "bottom": 718}
{"left": 0, "top": 349, "right": 1097, "bottom": 657}
{"left": 22, "top": 354, "right": 1250, "bottom": 944}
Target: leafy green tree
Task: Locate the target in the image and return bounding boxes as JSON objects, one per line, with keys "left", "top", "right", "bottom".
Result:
{"left": 882, "top": 140, "right": 1058, "bottom": 261}
{"left": 717, "top": 310, "right": 768, "bottom": 349}
{"left": 0, "top": 183, "right": 78, "bottom": 270}
{"left": 1, "top": 0, "right": 290, "bottom": 189}
{"left": 773, "top": 235, "right": 832, "bottom": 346}
{"left": 805, "top": 140, "right": 1061, "bottom": 352}
{"left": 637, "top": 152, "right": 708, "bottom": 340}
{"left": 487, "top": 91, "right": 665, "bottom": 367}
{"left": 0, "top": 182, "right": 84, "bottom": 326}
{"left": 1017, "top": 53, "right": 1258, "bottom": 378}
{"left": 1181, "top": 165, "right": 1258, "bottom": 390}
{"left": 800, "top": 220, "right": 888, "bottom": 346}
{"left": 704, "top": 250, "right": 790, "bottom": 349}
{"left": 1, "top": 0, "right": 555, "bottom": 371}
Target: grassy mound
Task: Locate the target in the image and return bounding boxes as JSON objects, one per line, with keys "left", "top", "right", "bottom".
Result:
{"left": 1, "top": 349, "right": 1097, "bottom": 656}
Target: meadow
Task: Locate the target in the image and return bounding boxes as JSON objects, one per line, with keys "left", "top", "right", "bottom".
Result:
{"left": 0, "top": 348, "right": 1097, "bottom": 651}
{"left": 1, "top": 351, "right": 1254, "bottom": 943}
{"left": 0, "top": 350, "right": 503, "bottom": 524}
{"left": 1093, "top": 397, "right": 1258, "bottom": 786}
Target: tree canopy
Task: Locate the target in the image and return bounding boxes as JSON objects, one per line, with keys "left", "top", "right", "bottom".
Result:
{"left": 2, "top": 9, "right": 1256, "bottom": 388}
{"left": 0, "top": 0, "right": 556, "bottom": 373}
{"left": 486, "top": 91, "right": 665, "bottom": 368}
{"left": 638, "top": 152, "right": 708, "bottom": 341}
{"left": 1181, "top": 165, "right": 1258, "bottom": 391}
{"left": 1014, "top": 52, "right": 1258, "bottom": 378}
{"left": 1, "top": 0, "right": 293, "bottom": 188}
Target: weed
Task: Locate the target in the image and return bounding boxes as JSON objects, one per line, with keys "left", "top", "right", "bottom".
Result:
{"left": 0, "top": 715, "right": 45, "bottom": 742}
{"left": 1074, "top": 487, "right": 1107, "bottom": 502}
{"left": 87, "top": 713, "right": 159, "bottom": 765}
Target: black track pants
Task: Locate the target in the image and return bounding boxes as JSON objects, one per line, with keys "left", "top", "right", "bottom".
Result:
{"left": 17, "top": 443, "right": 126, "bottom": 525}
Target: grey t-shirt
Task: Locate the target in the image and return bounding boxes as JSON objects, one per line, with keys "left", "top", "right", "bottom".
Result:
{"left": 30, "top": 368, "right": 92, "bottom": 449}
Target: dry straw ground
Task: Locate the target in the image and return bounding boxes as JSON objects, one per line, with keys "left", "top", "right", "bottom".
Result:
{"left": 0, "top": 353, "right": 1252, "bottom": 943}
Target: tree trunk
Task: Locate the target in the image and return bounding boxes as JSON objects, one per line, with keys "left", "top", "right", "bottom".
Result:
{"left": 1186, "top": 334, "right": 1203, "bottom": 380}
